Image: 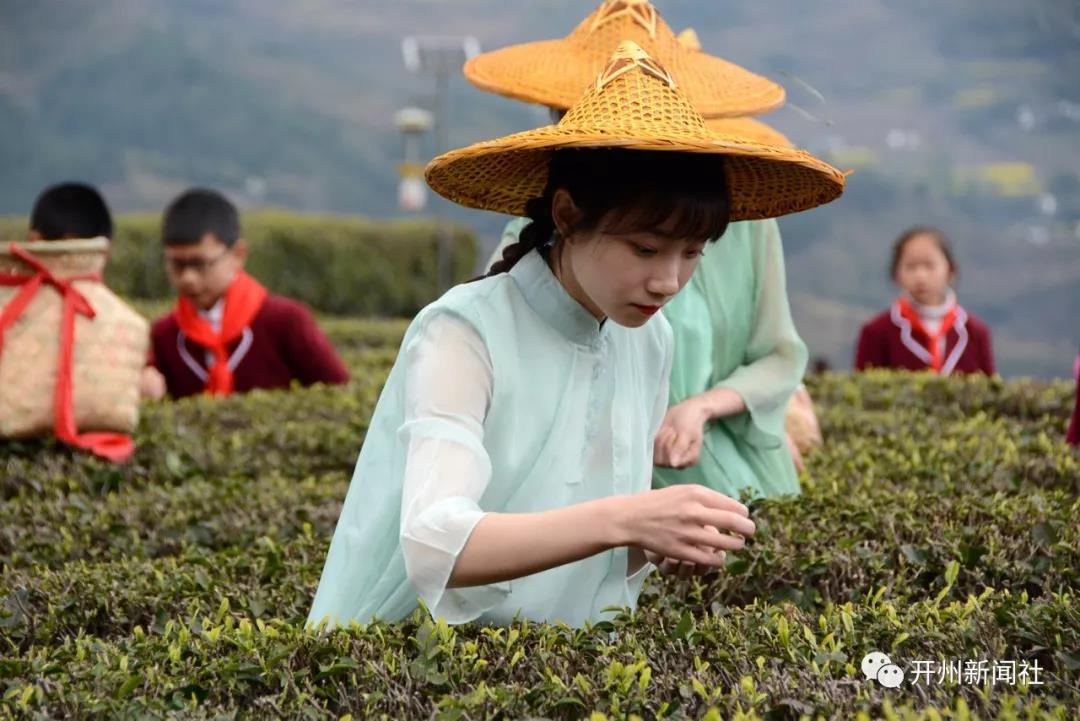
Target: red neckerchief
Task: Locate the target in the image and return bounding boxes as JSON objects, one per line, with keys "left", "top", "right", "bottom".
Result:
{"left": 895, "top": 295, "right": 958, "bottom": 373}
{"left": 174, "top": 271, "right": 267, "bottom": 396}
{"left": 0, "top": 242, "right": 134, "bottom": 462}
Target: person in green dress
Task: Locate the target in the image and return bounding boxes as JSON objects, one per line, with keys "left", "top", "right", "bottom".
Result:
{"left": 471, "top": 4, "right": 812, "bottom": 501}
{"left": 492, "top": 216, "right": 807, "bottom": 500}
{"left": 307, "top": 43, "right": 843, "bottom": 629}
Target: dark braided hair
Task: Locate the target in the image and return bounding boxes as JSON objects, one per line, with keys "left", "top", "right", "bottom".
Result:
{"left": 485, "top": 148, "right": 731, "bottom": 277}
{"left": 487, "top": 195, "right": 556, "bottom": 275}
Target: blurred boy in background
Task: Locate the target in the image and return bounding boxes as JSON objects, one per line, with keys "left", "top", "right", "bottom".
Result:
{"left": 144, "top": 188, "right": 348, "bottom": 400}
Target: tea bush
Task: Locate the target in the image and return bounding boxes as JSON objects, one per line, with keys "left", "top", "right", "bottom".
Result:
{"left": 1, "top": 322, "right": 1077, "bottom": 719}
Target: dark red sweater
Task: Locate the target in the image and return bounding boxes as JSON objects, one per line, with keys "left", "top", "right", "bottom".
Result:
{"left": 150, "top": 295, "right": 349, "bottom": 399}
{"left": 855, "top": 305, "right": 995, "bottom": 376}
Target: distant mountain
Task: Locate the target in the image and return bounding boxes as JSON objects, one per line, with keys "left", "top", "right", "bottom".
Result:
{"left": 1, "top": 0, "right": 1078, "bottom": 376}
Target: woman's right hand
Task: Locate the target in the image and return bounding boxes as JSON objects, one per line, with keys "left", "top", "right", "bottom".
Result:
{"left": 613, "top": 484, "right": 755, "bottom": 568}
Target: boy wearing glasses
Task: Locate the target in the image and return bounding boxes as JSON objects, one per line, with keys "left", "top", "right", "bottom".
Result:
{"left": 143, "top": 188, "right": 348, "bottom": 400}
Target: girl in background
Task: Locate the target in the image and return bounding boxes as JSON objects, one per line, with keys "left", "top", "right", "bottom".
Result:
{"left": 855, "top": 226, "right": 994, "bottom": 376}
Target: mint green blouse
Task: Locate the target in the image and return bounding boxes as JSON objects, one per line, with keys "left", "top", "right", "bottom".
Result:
{"left": 308, "top": 249, "right": 669, "bottom": 629}
{"left": 491, "top": 218, "right": 807, "bottom": 500}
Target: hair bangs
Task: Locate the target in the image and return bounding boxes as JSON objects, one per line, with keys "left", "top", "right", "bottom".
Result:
{"left": 486, "top": 149, "right": 733, "bottom": 277}
{"left": 600, "top": 181, "right": 730, "bottom": 244}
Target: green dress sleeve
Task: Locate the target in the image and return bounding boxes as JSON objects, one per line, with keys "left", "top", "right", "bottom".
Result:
{"left": 714, "top": 218, "right": 808, "bottom": 450}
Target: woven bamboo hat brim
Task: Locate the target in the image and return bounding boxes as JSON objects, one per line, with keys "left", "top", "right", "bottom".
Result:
{"left": 705, "top": 116, "right": 791, "bottom": 147}
{"left": 464, "top": 0, "right": 784, "bottom": 118}
{"left": 428, "top": 42, "right": 845, "bottom": 221}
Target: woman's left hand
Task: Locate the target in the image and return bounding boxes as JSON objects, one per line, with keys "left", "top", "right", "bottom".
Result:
{"left": 653, "top": 398, "right": 710, "bottom": 469}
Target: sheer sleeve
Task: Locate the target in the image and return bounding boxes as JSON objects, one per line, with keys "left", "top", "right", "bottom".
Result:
{"left": 715, "top": 219, "right": 809, "bottom": 450}
{"left": 399, "top": 312, "right": 511, "bottom": 624}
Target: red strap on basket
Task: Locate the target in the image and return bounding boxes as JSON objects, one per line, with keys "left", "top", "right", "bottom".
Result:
{"left": 0, "top": 243, "right": 135, "bottom": 462}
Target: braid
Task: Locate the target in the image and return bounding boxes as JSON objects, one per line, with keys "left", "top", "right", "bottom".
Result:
{"left": 486, "top": 194, "right": 556, "bottom": 277}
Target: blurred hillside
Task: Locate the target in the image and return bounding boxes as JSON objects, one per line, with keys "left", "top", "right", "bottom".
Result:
{"left": 1, "top": 0, "right": 1078, "bottom": 376}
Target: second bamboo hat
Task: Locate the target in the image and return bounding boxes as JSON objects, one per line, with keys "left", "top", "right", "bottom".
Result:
{"left": 704, "top": 115, "right": 791, "bottom": 147}
{"left": 464, "top": 0, "right": 784, "bottom": 118}
{"left": 428, "top": 42, "right": 844, "bottom": 221}
{"left": 674, "top": 29, "right": 792, "bottom": 147}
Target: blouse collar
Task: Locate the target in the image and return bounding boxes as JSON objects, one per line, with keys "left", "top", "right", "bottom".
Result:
{"left": 510, "top": 248, "right": 610, "bottom": 349}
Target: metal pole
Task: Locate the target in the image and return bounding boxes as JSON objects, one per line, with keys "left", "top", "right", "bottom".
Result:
{"left": 434, "top": 70, "right": 453, "bottom": 293}
{"left": 402, "top": 36, "right": 479, "bottom": 294}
